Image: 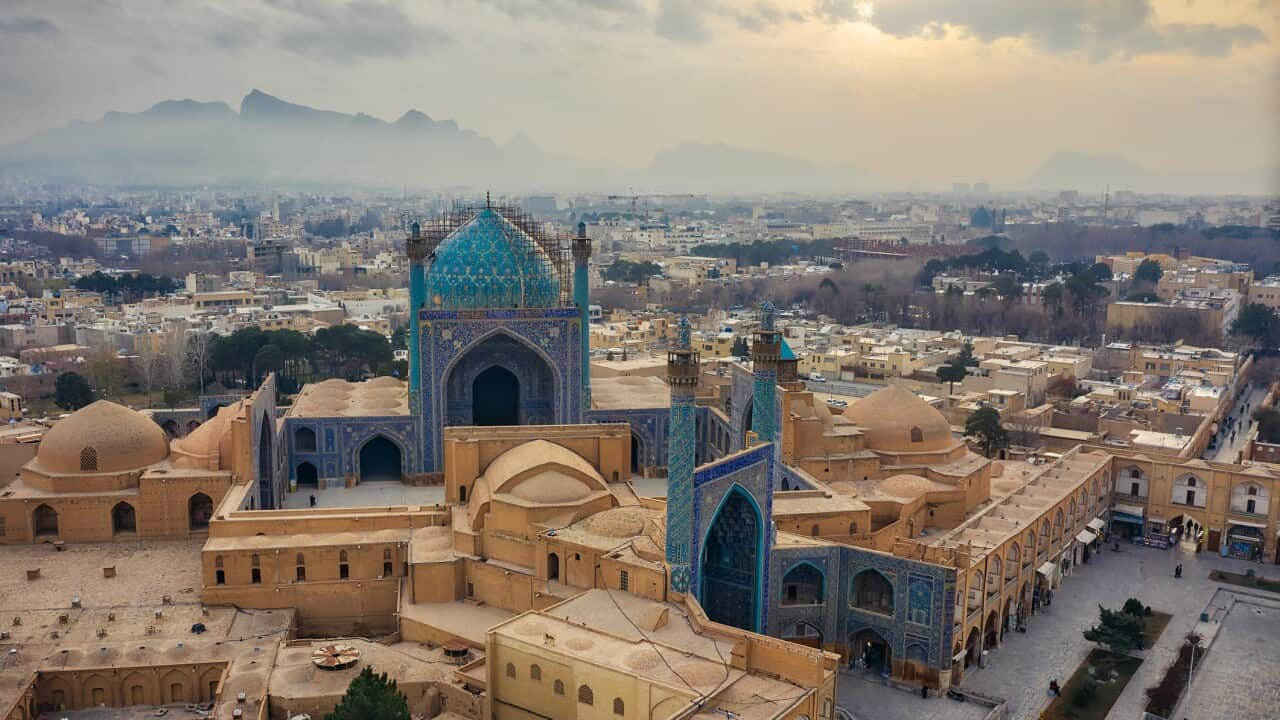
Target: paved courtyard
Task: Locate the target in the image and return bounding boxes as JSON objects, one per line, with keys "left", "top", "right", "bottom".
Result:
{"left": 838, "top": 540, "right": 1280, "bottom": 720}
{"left": 281, "top": 481, "right": 444, "bottom": 508}
{"left": 1181, "top": 592, "right": 1280, "bottom": 720}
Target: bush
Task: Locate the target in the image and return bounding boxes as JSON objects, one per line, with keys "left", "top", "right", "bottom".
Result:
{"left": 1122, "top": 598, "right": 1147, "bottom": 616}
{"left": 1072, "top": 677, "right": 1099, "bottom": 708}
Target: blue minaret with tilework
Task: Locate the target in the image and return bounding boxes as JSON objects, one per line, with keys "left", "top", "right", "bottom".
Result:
{"left": 666, "top": 316, "right": 698, "bottom": 593}
{"left": 406, "top": 222, "right": 428, "bottom": 414}
{"left": 750, "top": 301, "right": 781, "bottom": 444}
{"left": 573, "top": 223, "right": 592, "bottom": 411}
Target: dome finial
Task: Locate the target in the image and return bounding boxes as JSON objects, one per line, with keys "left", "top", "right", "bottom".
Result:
{"left": 486, "top": 190, "right": 491, "bottom": 208}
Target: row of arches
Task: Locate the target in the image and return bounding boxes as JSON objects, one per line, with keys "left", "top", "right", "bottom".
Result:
{"left": 30, "top": 493, "right": 213, "bottom": 540}
{"left": 502, "top": 662, "right": 626, "bottom": 715}
{"left": 778, "top": 564, "right": 895, "bottom": 615}
{"left": 291, "top": 435, "right": 405, "bottom": 487}
{"left": 36, "top": 664, "right": 223, "bottom": 713}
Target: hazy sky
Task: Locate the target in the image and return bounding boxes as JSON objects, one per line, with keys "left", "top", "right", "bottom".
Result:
{"left": 1, "top": 0, "right": 1277, "bottom": 191}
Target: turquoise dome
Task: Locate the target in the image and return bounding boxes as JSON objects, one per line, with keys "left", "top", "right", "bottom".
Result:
{"left": 425, "top": 208, "right": 561, "bottom": 309}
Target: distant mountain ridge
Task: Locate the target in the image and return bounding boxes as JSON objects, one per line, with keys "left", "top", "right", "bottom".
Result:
{"left": 0, "top": 90, "right": 869, "bottom": 192}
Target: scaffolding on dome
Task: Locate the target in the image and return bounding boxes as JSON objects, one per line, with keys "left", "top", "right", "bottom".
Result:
{"left": 411, "top": 200, "right": 574, "bottom": 306}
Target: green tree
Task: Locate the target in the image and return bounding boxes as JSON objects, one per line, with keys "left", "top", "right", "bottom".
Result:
{"left": 1089, "top": 262, "right": 1113, "bottom": 281}
{"left": 1253, "top": 407, "right": 1280, "bottom": 444}
{"left": 324, "top": 666, "right": 409, "bottom": 720}
{"left": 1029, "top": 250, "right": 1050, "bottom": 268}
{"left": 956, "top": 341, "right": 978, "bottom": 367}
{"left": 730, "top": 336, "right": 750, "bottom": 358}
{"left": 390, "top": 327, "right": 408, "bottom": 351}
{"left": 253, "top": 344, "right": 285, "bottom": 383}
{"left": 965, "top": 406, "right": 1009, "bottom": 458}
{"left": 936, "top": 362, "right": 967, "bottom": 394}
{"left": 1083, "top": 604, "right": 1146, "bottom": 654}
{"left": 1231, "top": 303, "right": 1279, "bottom": 348}
{"left": 54, "top": 371, "right": 96, "bottom": 410}
{"left": 1134, "top": 258, "right": 1164, "bottom": 285}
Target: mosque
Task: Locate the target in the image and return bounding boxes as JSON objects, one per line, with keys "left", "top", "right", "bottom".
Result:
{"left": 6, "top": 199, "right": 1227, "bottom": 719}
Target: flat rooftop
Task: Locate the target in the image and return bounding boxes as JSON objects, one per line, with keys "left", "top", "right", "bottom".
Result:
{"left": 287, "top": 376, "right": 409, "bottom": 418}
{"left": 591, "top": 375, "right": 670, "bottom": 410}
{"left": 0, "top": 538, "right": 204, "bottom": 611}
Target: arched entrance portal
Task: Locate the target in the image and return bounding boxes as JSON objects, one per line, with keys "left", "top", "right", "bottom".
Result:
{"left": 111, "top": 502, "right": 137, "bottom": 535}
{"left": 700, "top": 487, "right": 762, "bottom": 632}
{"left": 32, "top": 504, "right": 58, "bottom": 538}
{"left": 257, "top": 414, "right": 273, "bottom": 504}
{"left": 444, "top": 333, "right": 558, "bottom": 427}
{"left": 964, "top": 628, "right": 980, "bottom": 668}
{"left": 849, "top": 628, "right": 892, "bottom": 675}
{"left": 630, "top": 433, "right": 642, "bottom": 475}
{"left": 547, "top": 553, "right": 560, "bottom": 581}
{"left": 188, "top": 493, "right": 213, "bottom": 532}
{"left": 472, "top": 366, "right": 519, "bottom": 426}
{"left": 359, "top": 436, "right": 403, "bottom": 483}
{"left": 296, "top": 462, "right": 318, "bottom": 487}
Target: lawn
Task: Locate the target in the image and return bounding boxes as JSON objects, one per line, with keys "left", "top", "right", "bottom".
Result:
{"left": 1209, "top": 569, "right": 1280, "bottom": 594}
{"left": 1141, "top": 611, "right": 1172, "bottom": 648}
{"left": 1041, "top": 649, "right": 1142, "bottom": 720}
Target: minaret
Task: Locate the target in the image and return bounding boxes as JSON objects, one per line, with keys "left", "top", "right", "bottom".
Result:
{"left": 665, "top": 316, "right": 698, "bottom": 594}
{"left": 750, "top": 301, "right": 781, "bottom": 444}
{"left": 406, "top": 221, "right": 428, "bottom": 414}
{"left": 573, "top": 222, "right": 592, "bottom": 412}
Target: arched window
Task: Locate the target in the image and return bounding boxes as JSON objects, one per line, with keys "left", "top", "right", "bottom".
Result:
{"left": 850, "top": 569, "right": 895, "bottom": 615}
{"left": 781, "top": 563, "right": 825, "bottom": 606}
{"left": 80, "top": 447, "right": 98, "bottom": 471}
{"left": 505, "top": 663, "right": 515, "bottom": 678}
{"left": 530, "top": 664, "right": 541, "bottom": 681}
{"left": 294, "top": 427, "right": 317, "bottom": 452}
{"left": 1187, "top": 477, "right": 1196, "bottom": 487}
{"left": 339, "top": 550, "right": 348, "bottom": 562}
{"left": 910, "top": 426, "right": 924, "bottom": 443}
{"left": 613, "top": 697, "right": 625, "bottom": 716}
{"left": 1248, "top": 486, "right": 1258, "bottom": 496}
{"left": 848, "top": 521, "right": 858, "bottom": 534}
{"left": 1130, "top": 468, "right": 1141, "bottom": 479}
{"left": 459, "top": 485, "right": 467, "bottom": 502}
{"left": 578, "top": 685, "right": 594, "bottom": 705}
{"left": 810, "top": 524, "right": 820, "bottom": 537}
{"left": 215, "top": 556, "right": 224, "bottom": 568}
{"left": 554, "top": 680, "right": 565, "bottom": 695}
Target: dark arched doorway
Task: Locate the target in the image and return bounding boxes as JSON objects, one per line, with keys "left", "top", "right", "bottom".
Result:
{"left": 257, "top": 413, "right": 273, "bottom": 506}
{"left": 161, "top": 419, "right": 179, "bottom": 438}
{"left": 473, "top": 366, "right": 519, "bottom": 426}
{"left": 296, "top": 462, "right": 318, "bottom": 487}
{"left": 743, "top": 403, "right": 753, "bottom": 445}
{"left": 359, "top": 436, "right": 402, "bottom": 482}
{"left": 188, "top": 493, "right": 213, "bottom": 532}
{"left": 111, "top": 502, "right": 136, "bottom": 535}
{"left": 964, "top": 628, "right": 980, "bottom": 668}
{"left": 700, "top": 487, "right": 762, "bottom": 632}
{"left": 850, "top": 628, "right": 892, "bottom": 675}
{"left": 32, "top": 504, "right": 58, "bottom": 538}
{"left": 630, "top": 433, "right": 642, "bottom": 475}
{"left": 548, "top": 552, "right": 560, "bottom": 581}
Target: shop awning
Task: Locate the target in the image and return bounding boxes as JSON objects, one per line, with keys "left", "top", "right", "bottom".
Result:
{"left": 1229, "top": 519, "right": 1267, "bottom": 529}
{"left": 1113, "top": 504, "right": 1145, "bottom": 518}
{"left": 1148, "top": 515, "right": 1167, "bottom": 524}
{"left": 1086, "top": 518, "right": 1106, "bottom": 533}
{"left": 1075, "top": 530, "right": 1098, "bottom": 545}
{"left": 1037, "top": 562, "right": 1057, "bottom": 578}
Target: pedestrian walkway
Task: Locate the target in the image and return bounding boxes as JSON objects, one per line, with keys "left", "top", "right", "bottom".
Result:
{"left": 1206, "top": 383, "right": 1266, "bottom": 463}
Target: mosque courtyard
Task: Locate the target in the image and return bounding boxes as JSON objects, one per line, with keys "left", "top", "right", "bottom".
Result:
{"left": 838, "top": 540, "right": 1280, "bottom": 720}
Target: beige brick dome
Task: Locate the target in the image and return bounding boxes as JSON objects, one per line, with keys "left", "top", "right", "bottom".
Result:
{"left": 846, "top": 385, "right": 956, "bottom": 453}
{"left": 35, "top": 400, "right": 169, "bottom": 474}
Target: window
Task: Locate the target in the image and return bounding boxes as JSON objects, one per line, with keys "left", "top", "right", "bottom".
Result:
{"left": 1130, "top": 469, "right": 1141, "bottom": 479}
{"left": 811, "top": 524, "right": 820, "bottom": 537}
{"left": 215, "top": 555, "right": 224, "bottom": 568}
{"left": 613, "top": 697, "right": 625, "bottom": 716}
{"left": 459, "top": 485, "right": 467, "bottom": 502}
{"left": 251, "top": 568, "right": 261, "bottom": 584}
{"left": 383, "top": 562, "right": 393, "bottom": 577}
{"left": 505, "top": 663, "right": 515, "bottom": 678}
{"left": 384, "top": 548, "right": 393, "bottom": 559}
{"left": 1248, "top": 486, "right": 1258, "bottom": 496}
{"left": 910, "top": 426, "right": 924, "bottom": 443}
{"left": 554, "top": 680, "right": 565, "bottom": 695}
{"left": 1187, "top": 477, "right": 1197, "bottom": 488}
{"left": 848, "top": 521, "right": 858, "bottom": 534}
{"left": 578, "top": 685, "right": 594, "bottom": 705}
{"left": 296, "top": 553, "right": 306, "bottom": 582}
{"left": 251, "top": 554, "right": 260, "bottom": 567}
{"left": 294, "top": 427, "right": 317, "bottom": 452}
{"left": 530, "top": 664, "right": 541, "bottom": 681}
{"left": 1131, "top": 482, "right": 1141, "bottom": 496}
{"left": 340, "top": 563, "right": 349, "bottom": 580}
{"left": 80, "top": 447, "right": 98, "bottom": 471}
{"left": 619, "top": 570, "right": 629, "bottom": 591}
{"left": 1247, "top": 499, "right": 1257, "bottom": 514}
{"left": 215, "top": 570, "right": 225, "bottom": 585}
{"left": 1186, "top": 489, "right": 1196, "bottom": 506}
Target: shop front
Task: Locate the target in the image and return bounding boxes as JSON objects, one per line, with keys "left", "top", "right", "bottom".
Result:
{"left": 1110, "top": 504, "right": 1145, "bottom": 539}
{"left": 1223, "top": 521, "right": 1266, "bottom": 561}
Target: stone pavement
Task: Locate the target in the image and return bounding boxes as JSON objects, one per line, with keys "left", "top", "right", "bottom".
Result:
{"left": 958, "top": 539, "right": 1273, "bottom": 720}
{"left": 1207, "top": 382, "right": 1267, "bottom": 463}
{"left": 1180, "top": 591, "right": 1280, "bottom": 720}
{"left": 836, "top": 672, "right": 988, "bottom": 720}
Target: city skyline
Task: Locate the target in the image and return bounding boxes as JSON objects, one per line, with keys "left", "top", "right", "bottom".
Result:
{"left": 1, "top": 0, "right": 1277, "bottom": 194}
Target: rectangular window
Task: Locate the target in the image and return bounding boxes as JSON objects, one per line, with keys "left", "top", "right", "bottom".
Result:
{"left": 339, "top": 563, "right": 349, "bottom": 580}
{"left": 1186, "top": 490, "right": 1195, "bottom": 506}
{"left": 251, "top": 568, "right": 261, "bottom": 584}
{"left": 619, "top": 570, "right": 630, "bottom": 592}
{"left": 296, "top": 566, "right": 306, "bottom": 582}
{"left": 0, "top": 517, "right": 5, "bottom": 536}
{"left": 1247, "top": 499, "right": 1257, "bottom": 514}
{"left": 1131, "top": 482, "right": 1140, "bottom": 496}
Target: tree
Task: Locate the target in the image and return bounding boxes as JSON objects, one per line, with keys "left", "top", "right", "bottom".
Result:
{"left": 54, "top": 371, "right": 96, "bottom": 410}
{"left": 936, "top": 363, "right": 967, "bottom": 394}
{"left": 956, "top": 341, "right": 978, "bottom": 367}
{"left": 730, "top": 336, "right": 749, "bottom": 358}
{"left": 1029, "top": 250, "right": 1050, "bottom": 269}
{"left": 1254, "top": 407, "right": 1280, "bottom": 444}
{"left": 253, "top": 344, "right": 285, "bottom": 384}
{"left": 965, "top": 406, "right": 1009, "bottom": 458}
{"left": 1231, "top": 303, "right": 1279, "bottom": 348}
{"left": 1089, "top": 262, "right": 1113, "bottom": 281}
{"left": 324, "top": 666, "right": 410, "bottom": 720}
{"left": 1134, "top": 258, "right": 1163, "bottom": 285}
{"left": 84, "top": 349, "right": 127, "bottom": 399}
{"left": 185, "top": 331, "right": 215, "bottom": 395}
{"left": 1083, "top": 604, "right": 1146, "bottom": 654}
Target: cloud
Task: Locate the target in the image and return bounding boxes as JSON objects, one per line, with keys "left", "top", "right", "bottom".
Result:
{"left": 818, "top": 0, "right": 1267, "bottom": 59}
{"left": 0, "top": 16, "right": 59, "bottom": 37}
{"left": 274, "top": 0, "right": 449, "bottom": 62}
{"left": 655, "top": 0, "right": 714, "bottom": 43}
{"left": 473, "top": 0, "right": 644, "bottom": 30}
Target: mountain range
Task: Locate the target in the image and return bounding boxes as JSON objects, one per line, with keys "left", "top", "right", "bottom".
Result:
{"left": 0, "top": 90, "right": 869, "bottom": 193}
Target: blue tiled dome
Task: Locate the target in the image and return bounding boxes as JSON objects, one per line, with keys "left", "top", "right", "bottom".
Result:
{"left": 425, "top": 208, "right": 561, "bottom": 309}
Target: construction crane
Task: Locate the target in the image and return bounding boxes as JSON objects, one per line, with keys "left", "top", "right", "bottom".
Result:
{"left": 606, "top": 192, "right": 702, "bottom": 217}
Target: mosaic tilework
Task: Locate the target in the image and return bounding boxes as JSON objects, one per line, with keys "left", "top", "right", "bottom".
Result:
{"left": 666, "top": 395, "right": 696, "bottom": 592}
{"left": 752, "top": 371, "right": 779, "bottom": 443}
{"left": 424, "top": 208, "right": 561, "bottom": 310}
{"left": 587, "top": 408, "right": 667, "bottom": 470}
{"left": 284, "top": 416, "right": 419, "bottom": 486}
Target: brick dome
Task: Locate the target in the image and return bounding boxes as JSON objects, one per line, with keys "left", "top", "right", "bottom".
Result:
{"left": 35, "top": 400, "right": 169, "bottom": 474}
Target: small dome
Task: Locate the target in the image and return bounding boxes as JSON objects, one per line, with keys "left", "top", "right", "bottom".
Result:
{"left": 583, "top": 507, "right": 649, "bottom": 538}
{"left": 846, "top": 385, "right": 956, "bottom": 453}
{"left": 35, "top": 401, "right": 169, "bottom": 474}
{"left": 506, "top": 471, "right": 594, "bottom": 503}
{"left": 425, "top": 208, "right": 561, "bottom": 310}
{"left": 879, "top": 474, "right": 935, "bottom": 498}
{"left": 172, "top": 402, "right": 238, "bottom": 470}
